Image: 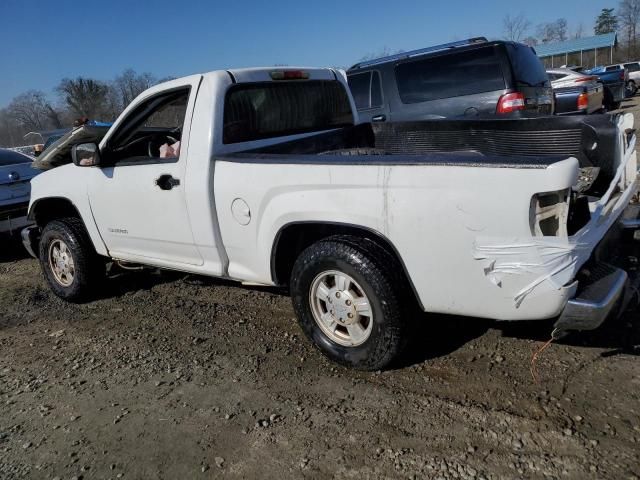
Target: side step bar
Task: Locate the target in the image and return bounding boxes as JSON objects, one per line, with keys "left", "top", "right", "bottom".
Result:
{"left": 554, "top": 263, "right": 628, "bottom": 332}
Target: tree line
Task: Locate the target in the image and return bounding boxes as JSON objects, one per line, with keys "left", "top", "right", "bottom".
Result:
{"left": 0, "top": 69, "right": 172, "bottom": 148}
{"left": 503, "top": 3, "right": 640, "bottom": 61}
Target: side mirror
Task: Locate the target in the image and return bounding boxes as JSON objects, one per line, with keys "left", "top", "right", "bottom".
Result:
{"left": 71, "top": 143, "right": 101, "bottom": 167}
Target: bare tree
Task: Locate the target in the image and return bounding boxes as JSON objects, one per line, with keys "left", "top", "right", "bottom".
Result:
{"left": 573, "top": 22, "right": 585, "bottom": 39}
{"left": 6, "top": 90, "right": 59, "bottom": 131}
{"left": 522, "top": 36, "right": 539, "bottom": 47}
{"left": 112, "top": 69, "right": 157, "bottom": 111}
{"left": 619, "top": 0, "right": 640, "bottom": 59}
{"left": 556, "top": 18, "right": 568, "bottom": 41}
{"left": 358, "top": 47, "right": 404, "bottom": 62}
{"left": 537, "top": 18, "right": 569, "bottom": 43}
{"left": 503, "top": 13, "right": 531, "bottom": 42}
{"left": 56, "top": 77, "right": 110, "bottom": 120}
{"left": 0, "top": 108, "right": 25, "bottom": 147}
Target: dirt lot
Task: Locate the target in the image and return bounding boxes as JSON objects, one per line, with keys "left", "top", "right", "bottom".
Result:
{"left": 2, "top": 107, "right": 640, "bottom": 480}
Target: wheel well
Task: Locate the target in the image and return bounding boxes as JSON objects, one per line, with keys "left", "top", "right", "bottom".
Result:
{"left": 30, "top": 198, "right": 81, "bottom": 227}
{"left": 271, "top": 222, "right": 423, "bottom": 309}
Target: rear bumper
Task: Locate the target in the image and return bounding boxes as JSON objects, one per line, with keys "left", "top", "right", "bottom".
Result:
{"left": 554, "top": 203, "right": 639, "bottom": 332}
{"left": 621, "top": 203, "right": 640, "bottom": 230}
{"left": 554, "top": 263, "right": 628, "bottom": 332}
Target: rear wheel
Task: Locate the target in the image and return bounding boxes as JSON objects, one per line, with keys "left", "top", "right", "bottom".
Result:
{"left": 290, "top": 237, "right": 407, "bottom": 370}
{"left": 627, "top": 80, "right": 637, "bottom": 97}
{"left": 39, "top": 218, "right": 104, "bottom": 302}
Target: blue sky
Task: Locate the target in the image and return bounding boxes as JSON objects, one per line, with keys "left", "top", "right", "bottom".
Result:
{"left": 0, "top": 0, "right": 608, "bottom": 107}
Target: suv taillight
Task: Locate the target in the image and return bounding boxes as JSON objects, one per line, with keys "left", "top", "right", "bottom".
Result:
{"left": 577, "top": 92, "right": 589, "bottom": 110}
{"left": 496, "top": 92, "right": 525, "bottom": 114}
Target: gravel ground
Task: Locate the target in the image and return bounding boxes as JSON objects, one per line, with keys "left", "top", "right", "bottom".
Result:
{"left": 1, "top": 102, "right": 640, "bottom": 480}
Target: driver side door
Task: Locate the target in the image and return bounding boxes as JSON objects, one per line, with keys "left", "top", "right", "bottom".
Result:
{"left": 88, "top": 77, "right": 204, "bottom": 266}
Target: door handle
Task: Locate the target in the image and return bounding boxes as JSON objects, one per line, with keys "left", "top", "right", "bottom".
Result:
{"left": 155, "top": 174, "right": 180, "bottom": 190}
{"left": 371, "top": 114, "right": 386, "bottom": 122}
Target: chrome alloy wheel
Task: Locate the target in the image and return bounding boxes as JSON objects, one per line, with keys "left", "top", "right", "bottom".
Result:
{"left": 48, "top": 239, "right": 75, "bottom": 287}
{"left": 309, "top": 270, "right": 373, "bottom": 347}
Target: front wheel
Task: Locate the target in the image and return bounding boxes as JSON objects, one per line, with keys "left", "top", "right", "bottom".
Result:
{"left": 290, "top": 238, "right": 407, "bottom": 370}
{"left": 39, "top": 218, "right": 104, "bottom": 302}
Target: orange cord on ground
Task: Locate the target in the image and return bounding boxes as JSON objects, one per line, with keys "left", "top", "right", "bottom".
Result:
{"left": 530, "top": 337, "right": 555, "bottom": 383}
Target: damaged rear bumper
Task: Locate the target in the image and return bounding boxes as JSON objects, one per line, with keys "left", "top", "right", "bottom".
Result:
{"left": 554, "top": 263, "right": 628, "bottom": 332}
{"left": 553, "top": 201, "right": 640, "bottom": 333}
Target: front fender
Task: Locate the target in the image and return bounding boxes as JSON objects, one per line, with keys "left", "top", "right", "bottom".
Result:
{"left": 29, "top": 165, "right": 108, "bottom": 256}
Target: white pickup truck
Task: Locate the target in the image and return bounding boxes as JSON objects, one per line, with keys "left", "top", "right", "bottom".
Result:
{"left": 23, "top": 67, "right": 639, "bottom": 370}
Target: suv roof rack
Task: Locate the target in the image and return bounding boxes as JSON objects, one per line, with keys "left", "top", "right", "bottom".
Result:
{"left": 349, "top": 37, "right": 489, "bottom": 70}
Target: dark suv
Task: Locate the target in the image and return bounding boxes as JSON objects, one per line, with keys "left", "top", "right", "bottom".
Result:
{"left": 347, "top": 37, "right": 553, "bottom": 122}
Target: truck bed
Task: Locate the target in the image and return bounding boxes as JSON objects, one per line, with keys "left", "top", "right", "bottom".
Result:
{"left": 235, "top": 114, "right": 624, "bottom": 195}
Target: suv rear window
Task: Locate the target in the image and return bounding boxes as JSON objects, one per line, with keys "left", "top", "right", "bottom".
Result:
{"left": 507, "top": 43, "right": 549, "bottom": 87}
{"left": 223, "top": 80, "right": 353, "bottom": 144}
{"left": 395, "top": 46, "right": 506, "bottom": 104}
{"left": 347, "top": 71, "right": 383, "bottom": 110}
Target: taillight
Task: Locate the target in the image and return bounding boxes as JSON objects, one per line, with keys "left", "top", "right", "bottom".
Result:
{"left": 530, "top": 190, "right": 570, "bottom": 237}
{"left": 620, "top": 70, "right": 625, "bottom": 80}
{"left": 496, "top": 92, "right": 525, "bottom": 114}
{"left": 577, "top": 92, "right": 589, "bottom": 110}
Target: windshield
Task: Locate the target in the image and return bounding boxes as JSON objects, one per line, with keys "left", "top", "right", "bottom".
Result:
{"left": 223, "top": 80, "right": 353, "bottom": 144}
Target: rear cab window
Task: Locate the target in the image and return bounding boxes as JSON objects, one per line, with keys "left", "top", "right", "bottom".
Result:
{"left": 223, "top": 80, "right": 353, "bottom": 144}
{"left": 394, "top": 46, "right": 507, "bottom": 103}
{"left": 506, "top": 43, "right": 549, "bottom": 87}
{"left": 347, "top": 71, "right": 383, "bottom": 110}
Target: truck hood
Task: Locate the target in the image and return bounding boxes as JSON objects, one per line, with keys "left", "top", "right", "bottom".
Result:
{"left": 33, "top": 125, "right": 110, "bottom": 171}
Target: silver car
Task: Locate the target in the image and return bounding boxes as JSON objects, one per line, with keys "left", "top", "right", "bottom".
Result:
{"left": 0, "top": 148, "right": 40, "bottom": 235}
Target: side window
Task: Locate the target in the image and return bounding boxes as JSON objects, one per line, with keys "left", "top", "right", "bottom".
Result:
{"left": 347, "top": 71, "right": 383, "bottom": 110}
{"left": 371, "top": 71, "right": 383, "bottom": 108}
{"left": 624, "top": 63, "right": 640, "bottom": 72}
{"left": 506, "top": 44, "right": 549, "bottom": 88}
{"left": 107, "top": 88, "right": 190, "bottom": 165}
{"left": 348, "top": 72, "right": 372, "bottom": 110}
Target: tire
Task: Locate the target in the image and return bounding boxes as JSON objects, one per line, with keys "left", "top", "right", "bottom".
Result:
{"left": 290, "top": 237, "right": 407, "bottom": 370}
{"left": 627, "top": 81, "right": 637, "bottom": 97}
{"left": 39, "top": 217, "right": 104, "bottom": 302}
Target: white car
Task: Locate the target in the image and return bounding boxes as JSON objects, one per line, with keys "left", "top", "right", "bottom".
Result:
{"left": 22, "top": 67, "right": 639, "bottom": 370}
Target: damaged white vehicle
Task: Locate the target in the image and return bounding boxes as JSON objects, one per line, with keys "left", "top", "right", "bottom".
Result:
{"left": 23, "top": 67, "right": 639, "bottom": 369}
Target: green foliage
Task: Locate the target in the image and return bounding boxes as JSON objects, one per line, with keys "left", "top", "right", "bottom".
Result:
{"left": 595, "top": 8, "right": 618, "bottom": 34}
